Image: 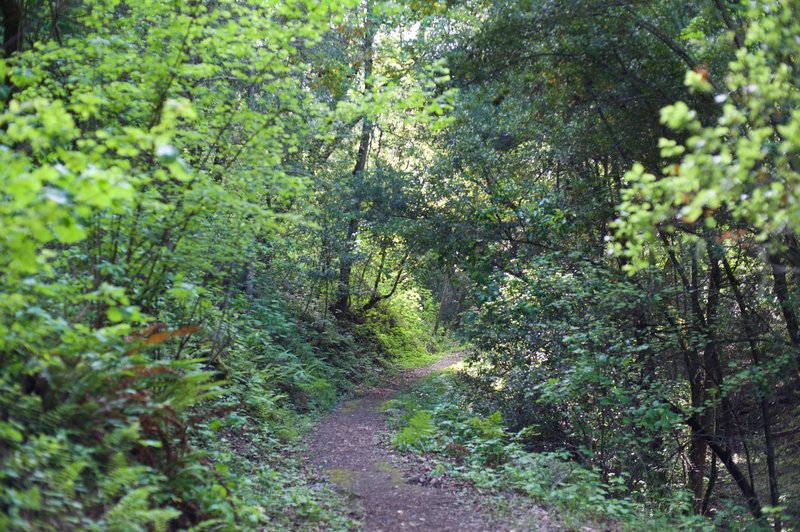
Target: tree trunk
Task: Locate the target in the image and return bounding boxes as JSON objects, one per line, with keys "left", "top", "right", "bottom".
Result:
{"left": 362, "top": 252, "right": 409, "bottom": 312}
{"left": 1, "top": 0, "right": 23, "bottom": 58}
{"left": 434, "top": 277, "right": 450, "bottom": 335}
{"left": 770, "top": 254, "right": 800, "bottom": 351}
{"left": 245, "top": 257, "right": 255, "bottom": 299}
{"left": 722, "top": 254, "right": 781, "bottom": 529}
{"left": 687, "top": 254, "right": 712, "bottom": 514}
{"left": 673, "top": 404, "right": 763, "bottom": 519}
{"left": 333, "top": 11, "right": 374, "bottom": 317}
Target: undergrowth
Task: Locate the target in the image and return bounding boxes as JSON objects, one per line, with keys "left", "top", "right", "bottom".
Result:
{"left": 357, "top": 285, "right": 459, "bottom": 370}
{"left": 189, "top": 415, "right": 358, "bottom": 530}
{"left": 1, "top": 280, "right": 450, "bottom": 530}
{"left": 177, "top": 288, "right": 456, "bottom": 530}
{"left": 384, "top": 367, "right": 722, "bottom": 531}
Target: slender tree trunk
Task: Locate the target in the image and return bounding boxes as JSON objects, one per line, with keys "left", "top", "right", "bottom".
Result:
{"left": 368, "top": 243, "right": 387, "bottom": 305}
{"left": 687, "top": 255, "right": 712, "bottom": 514}
{"left": 712, "top": 0, "right": 744, "bottom": 48}
{"left": 701, "top": 450, "right": 718, "bottom": 515}
{"left": 333, "top": 12, "right": 374, "bottom": 317}
{"left": 723, "top": 254, "right": 781, "bottom": 529}
{"left": 452, "top": 288, "right": 467, "bottom": 329}
{"left": 663, "top": 235, "right": 724, "bottom": 514}
{"left": 770, "top": 254, "right": 800, "bottom": 351}
{"left": 434, "top": 277, "right": 449, "bottom": 336}
{"left": 674, "top": 404, "right": 763, "bottom": 519}
{"left": 245, "top": 258, "right": 255, "bottom": 299}
{"left": 362, "top": 252, "right": 409, "bottom": 312}
{"left": 1, "top": 0, "right": 23, "bottom": 58}
{"left": 688, "top": 389, "right": 708, "bottom": 513}
{"left": 699, "top": 244, "right": 723, "bottom": 516}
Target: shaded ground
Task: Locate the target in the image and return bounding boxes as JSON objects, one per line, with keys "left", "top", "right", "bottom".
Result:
{"left": 306, "top": 352, "right": 551, "bottom": 531}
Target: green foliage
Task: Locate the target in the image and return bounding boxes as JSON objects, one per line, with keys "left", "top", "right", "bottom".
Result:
{"left": 188, "top": 413, "right": 360, "bottom": 531}
{"left": 413, "top": 0, "right": 800, "bottom": 526}
{"left": 388, "top": 371, "right": 711, "bottom": 530}
{"left": 4, "top": 0, "right": 799, "bottom": 528}
{"left": 358, "top": 283, "right": 455, "bottom": 369}
{"left": 0, "top": 349, "right": 225, "bottom": 529}
{"left": 612, "top": 0, "right": 800, "bottom": 263}
{"left": 104, "top": 488, "right": 181, "bottom": 532}
{"left": 0, "top": 0, "right": 385, "bottom": 528}
{"left": 605, "top": 2, "right": 800, "bottom": 523}
{"left": 393, "top": 410, "right": 435, "bottom": 450}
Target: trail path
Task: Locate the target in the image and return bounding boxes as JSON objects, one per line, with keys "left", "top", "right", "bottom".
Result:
{"left": 307, "top": 352, "right": 542, "bottom": 531}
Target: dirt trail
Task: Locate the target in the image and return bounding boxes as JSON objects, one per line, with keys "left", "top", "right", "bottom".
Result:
{"left": 306, "top": 352, "right": 517, "bottom": 531}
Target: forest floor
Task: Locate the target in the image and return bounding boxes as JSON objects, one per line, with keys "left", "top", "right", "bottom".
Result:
{"left": 306, "top": 352, "right": 553, "bottom": 531}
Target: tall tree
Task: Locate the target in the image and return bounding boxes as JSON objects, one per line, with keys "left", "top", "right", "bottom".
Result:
{"left": 334, "top": 1, "right": 376, "bottom": 316}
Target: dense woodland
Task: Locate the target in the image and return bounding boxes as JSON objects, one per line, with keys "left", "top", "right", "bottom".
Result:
{"left": 1, "top": 0, "right": 799, "bottom": 530}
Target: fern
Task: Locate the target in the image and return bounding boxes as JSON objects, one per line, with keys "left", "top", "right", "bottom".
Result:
{"left": 393, "top": 410, "right": 435, "bottom": 450}
{"left": 104, "top": 487, "right": 180, "bottom": 532}
{"left": 101, "top": 453, "right": 150, "bottom": 498}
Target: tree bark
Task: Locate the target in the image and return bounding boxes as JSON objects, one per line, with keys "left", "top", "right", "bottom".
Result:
{"left": 362, "top": 252, "right": 409, "bottom": 312}
{"left": 672, "top": 404, "right": 763, "bottom": 519}
{"left": 434, "top": 276, "right": 450, "bottom": 336}
{"left": 333, "top": 10, "right": 374, "bottom": 317}
{"left": 712, "top": 0, "right": 744, "bottom": 48}
{"left": 1, "top": 0, "right": 23, "bottom": 58}
{"left": 770, "top": 254, "right": 800, "bottom": 350}
{"left": 722, "top": 254, "right": 781, "bottom": 530}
